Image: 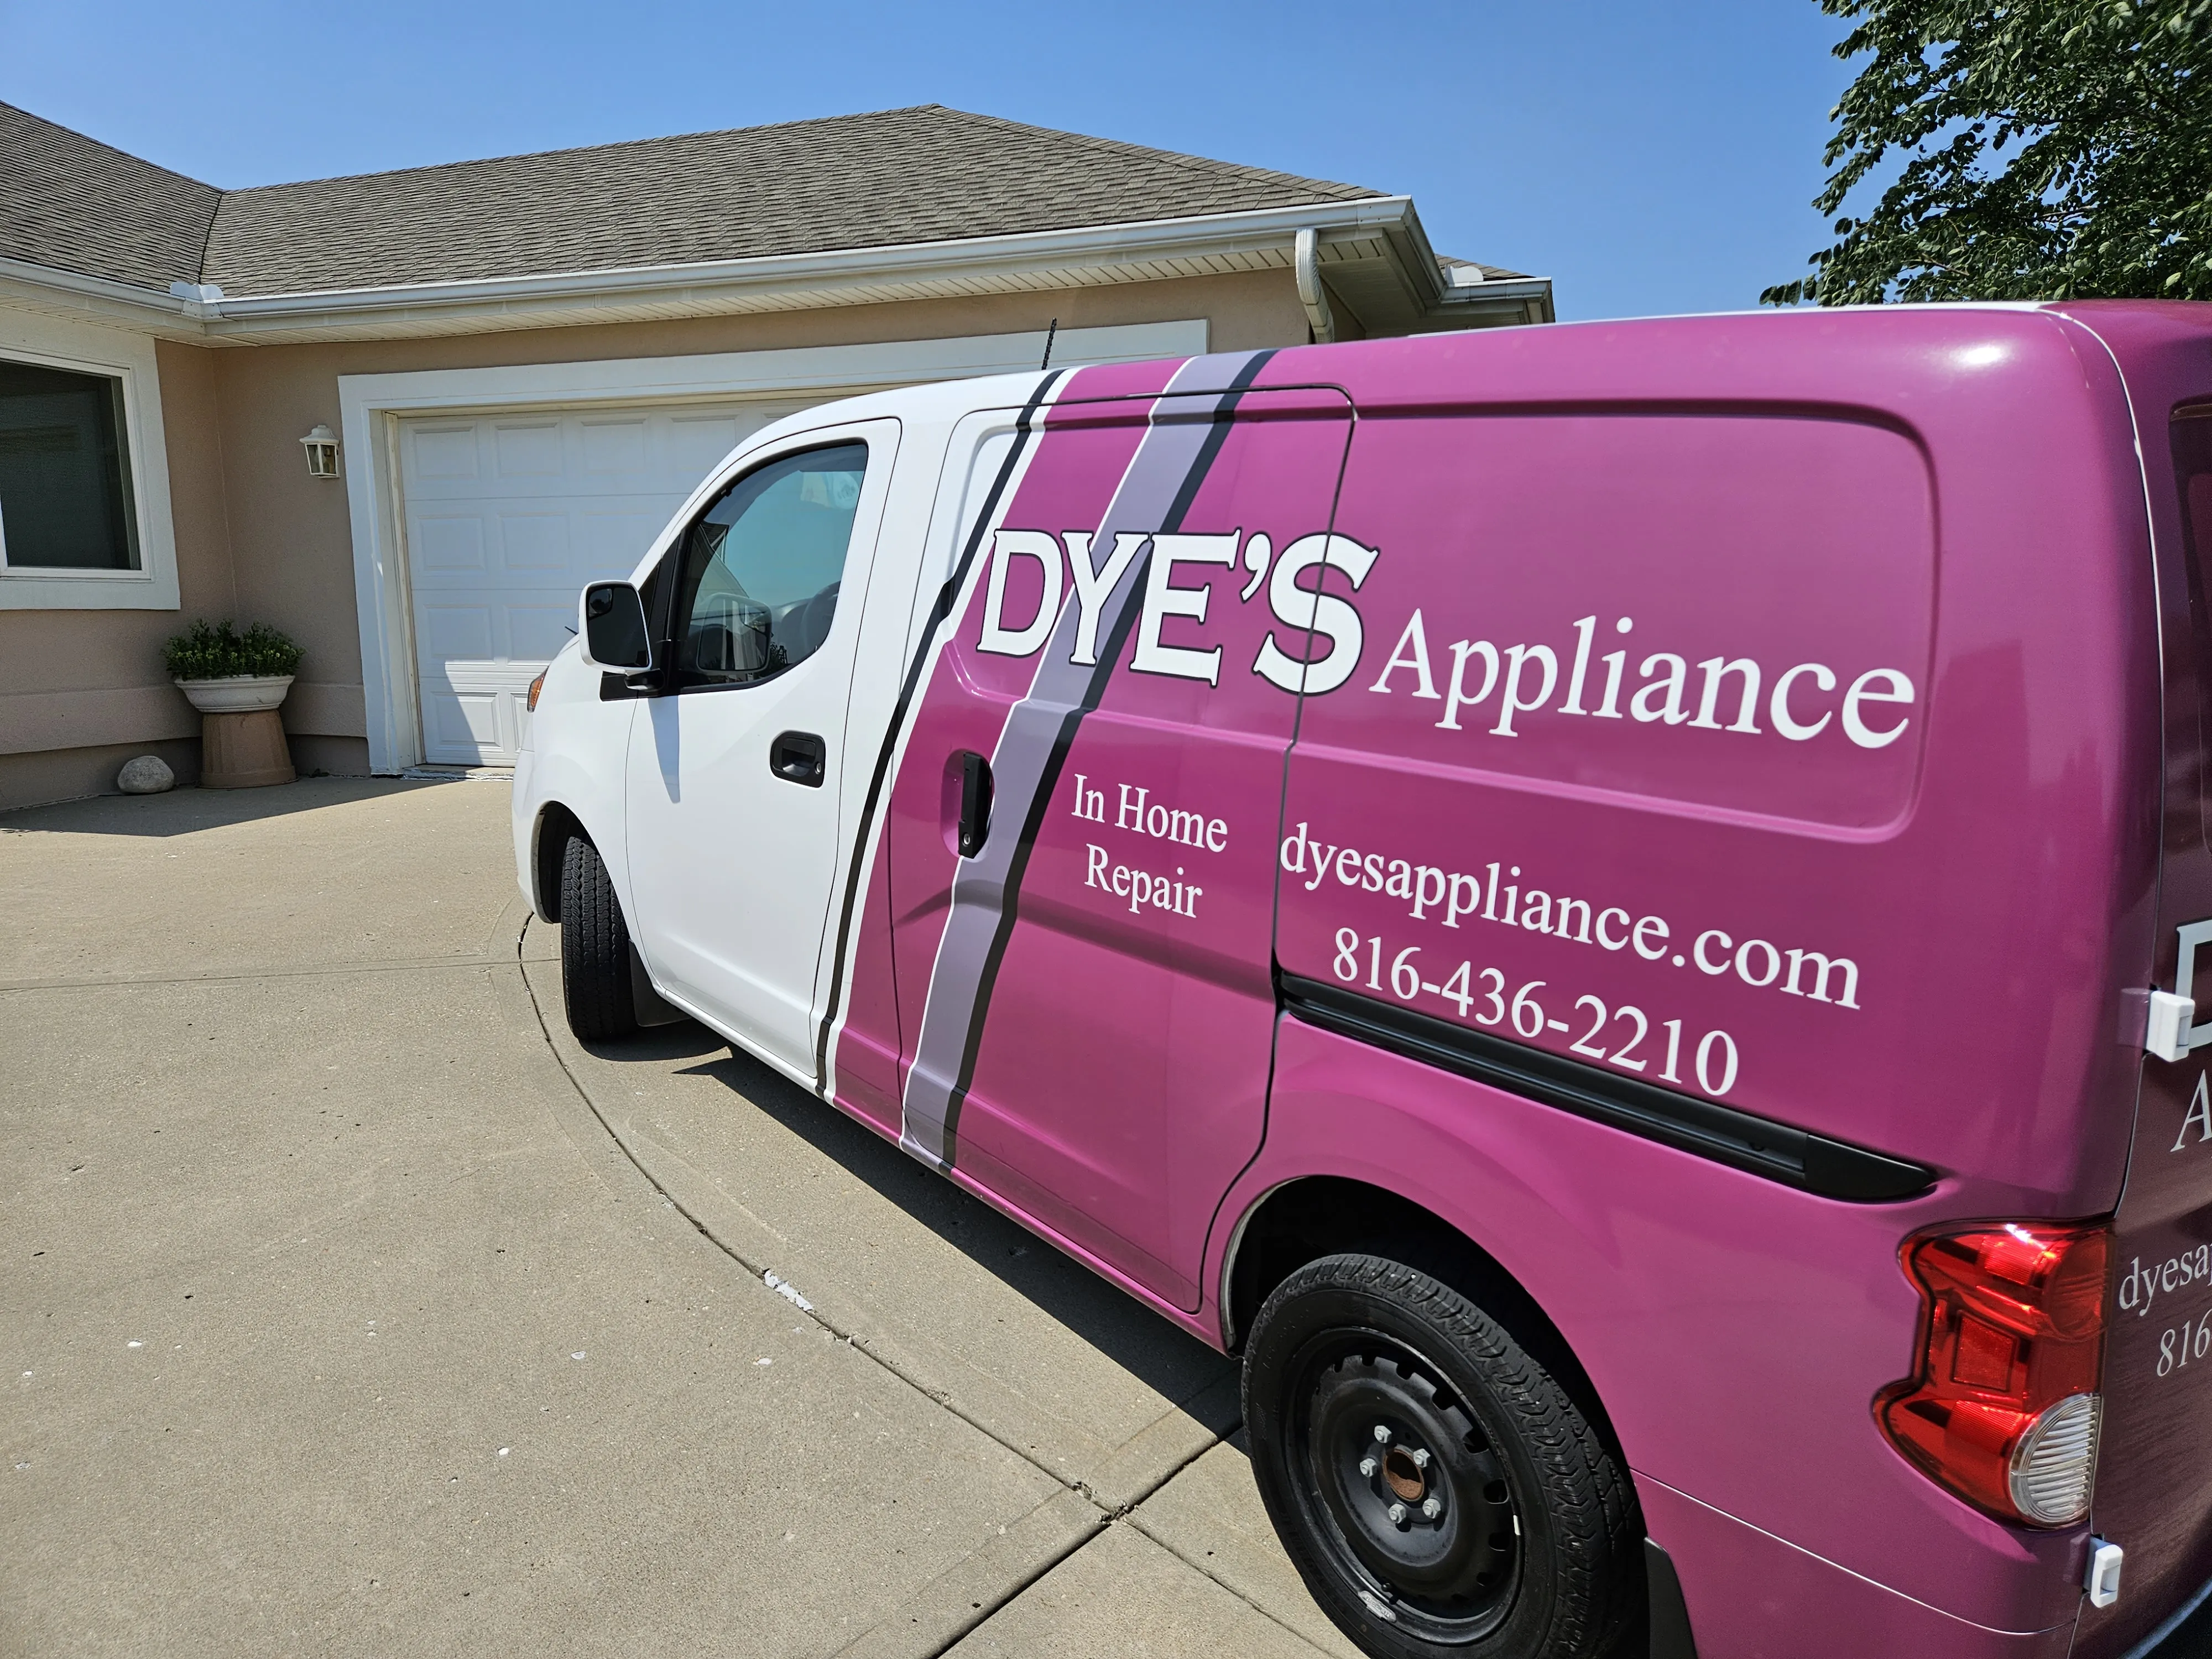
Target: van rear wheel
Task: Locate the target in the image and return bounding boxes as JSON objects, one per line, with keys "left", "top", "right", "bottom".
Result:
{"left": 559, "top": 835, "right": 640, "bottom": 1044}
{"left": 1243, "top": 1253, "right": 1639, "bottom": 1659}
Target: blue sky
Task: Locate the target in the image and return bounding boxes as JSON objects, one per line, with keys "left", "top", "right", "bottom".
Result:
{"left": 0, "top": 0, "right": 1856, "bottom": 321}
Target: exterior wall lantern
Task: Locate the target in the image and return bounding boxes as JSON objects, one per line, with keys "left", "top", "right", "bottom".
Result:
{"left": 300, "top": 424, "right": 341, "bottom": 478}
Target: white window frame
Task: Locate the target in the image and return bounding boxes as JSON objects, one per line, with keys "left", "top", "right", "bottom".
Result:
{"left": 0, "top": 311, "right": 179, "bottom": 610}
{"left": 338, "top": 320, "right": 1205, "bottom": 773}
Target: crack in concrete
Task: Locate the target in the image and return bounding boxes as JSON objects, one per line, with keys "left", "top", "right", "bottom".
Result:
{"left": 513, "top": 917, "right": 1080, "bottom": 1484}
{"left": 1123, "top": 1512, "right": 1347, "bottom": 1658}
{"left": 0, "top": 954, "right": 513, "bottom": 994}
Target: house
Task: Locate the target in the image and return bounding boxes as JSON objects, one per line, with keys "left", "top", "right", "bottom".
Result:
{"left": 0, "top": 101, "right": 1552, "bottom": 807}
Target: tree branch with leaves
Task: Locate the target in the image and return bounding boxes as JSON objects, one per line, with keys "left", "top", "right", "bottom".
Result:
{"left": 1766, "top": 0, "right": 2212, "bottom": 304}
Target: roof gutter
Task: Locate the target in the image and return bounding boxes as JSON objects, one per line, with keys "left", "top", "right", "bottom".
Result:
{"left": 188, "top": 196, "right": 1429, "bottom": 330}
{"left": 0, "top": 194, "right": 1553, "bottom": 342}
{"left": 1430, "top": 274, "right": 1558, "bottom": 327}
{"left": 0, "top": 255, "right": 208, "bottom": 339}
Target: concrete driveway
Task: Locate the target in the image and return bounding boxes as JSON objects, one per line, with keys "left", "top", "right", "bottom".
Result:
{"left": 1, "top": 778, "right": 1361, "bottom": 1659}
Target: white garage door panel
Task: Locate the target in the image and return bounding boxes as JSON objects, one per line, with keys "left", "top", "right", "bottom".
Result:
{"left": 400, "top": 401, "right": 806, "bottom": 765}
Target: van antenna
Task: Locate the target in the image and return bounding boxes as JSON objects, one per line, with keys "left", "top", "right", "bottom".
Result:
{"left": 1039, "top": 319, "right": 1059, "bottom": 372}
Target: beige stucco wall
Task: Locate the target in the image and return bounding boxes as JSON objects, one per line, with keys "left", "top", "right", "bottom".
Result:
{"left": 0, "top": 337, "right": 237, "bottom": 810}
{"left": 1, "top": 267, "right": 1308, "bottom": 810}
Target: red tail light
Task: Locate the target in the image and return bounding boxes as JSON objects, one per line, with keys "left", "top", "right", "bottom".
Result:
{"left": 1876, "top": 1220, "right": 2112, "bottom": 1527}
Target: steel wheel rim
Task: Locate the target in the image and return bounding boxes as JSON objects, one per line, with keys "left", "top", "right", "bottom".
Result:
{"left": 1285, "top": 1326, "right": 1523, "bottom": 1644}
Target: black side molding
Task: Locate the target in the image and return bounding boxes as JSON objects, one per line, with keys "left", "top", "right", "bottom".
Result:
{"left": 1279, "top": 973, "right": 1937, "bottom": 1203}
{"left": 1645, "top": 1539, "right": 1699, "bottom": 1659}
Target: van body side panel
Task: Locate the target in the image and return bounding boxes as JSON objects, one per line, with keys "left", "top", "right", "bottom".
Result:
{"left": 808, "top": 417, "right": 959, "bottom": 1135}
{"left": 882, "top": 353, "right": 1353, "bottom": 1307}
{"left": 1269, "top": 310, "right": 2154, "bottom": 1210}
{"left": 1246, "top": 1018, "right": 2085, "bottom": 1635}
{"left": 1280, "top": 410, "right": 1937, "bottom": 1156}
{"left": 820, "top": 388, "right": 1079, "bottom": 1139}
{"left": 1636, "top": 1477, "right": 2073, "bottom": 1658}
{"left": 2053, "top": 302, "right": 2212, "bottom": 1658}
{"left": 510, "top": 653, "right": 638, "bottom": 917}
{"left": 828, "top": 842, "right": 906, "bottom": 1136}
{"left": 880, "top": 361, "right": 1176, "bottom": 1255}
{"left": 942, "top": 386, "right": 1351, "bottom": 1306}
{"left": 1211, "top": 311, "right": 2161, "bottom": 1634}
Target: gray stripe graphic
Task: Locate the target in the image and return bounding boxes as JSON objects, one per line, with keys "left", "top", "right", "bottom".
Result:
{"left": 899, "top": 351, "right": 1265, "bottom": 1168}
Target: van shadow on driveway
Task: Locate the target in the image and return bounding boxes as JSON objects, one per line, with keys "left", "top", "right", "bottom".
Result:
{"left": 673, "top": 1030, "right": 1224, "bottom": 1412}
{"left": 525, "top": 925, "right": 1236, "bottom": 1489}
{"left": 524, "top": 927, "right": 1363, "bottom": 1658}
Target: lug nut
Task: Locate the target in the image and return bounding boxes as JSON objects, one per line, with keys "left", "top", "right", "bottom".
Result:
{"left": 1422, "top": 1496, "right": 1443, "bottom": 1519}
{"left": 1410, "top": 1448, "right": 1430, "bottom": 1468}
{"left": 1388, "top": 1503, "right": 1408, "bottom": 1524}
{"left": 1359, "top": 1456, "right": 1378, "bottom": 1477}
{"left": 1373, "top": 1425, "right": 1391, "bottom": 1443}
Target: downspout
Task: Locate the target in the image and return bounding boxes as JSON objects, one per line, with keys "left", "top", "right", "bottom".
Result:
{"left": 1293, "top": 227, "right": 1335, "bottom": 345}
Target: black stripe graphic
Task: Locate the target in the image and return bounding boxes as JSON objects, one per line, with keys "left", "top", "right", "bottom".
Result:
{"left": 1279, "top": 971, "right": 1937, "bottom": 1202}
{"left": 936, "top": 349, "right": 1278, "bottom": 1164}
{"left": 812, "top": 369, "right": 1067, "bottom": 1091}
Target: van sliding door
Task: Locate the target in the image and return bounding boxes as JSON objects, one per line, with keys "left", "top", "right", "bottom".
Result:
{"left": 877, "top": 356, "right": 1351, "bottom": 1311}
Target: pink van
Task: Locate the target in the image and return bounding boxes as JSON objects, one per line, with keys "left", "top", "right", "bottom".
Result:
{"left": 514, "top": 303, "right": 2212, "bottom": 1658}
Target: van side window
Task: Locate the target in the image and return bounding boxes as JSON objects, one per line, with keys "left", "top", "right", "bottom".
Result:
{"left": 667, "top": 441, "right": 868, "bottom": 688}
{"left": 2168, "top": 411, "right": 2212, "bottom": 849}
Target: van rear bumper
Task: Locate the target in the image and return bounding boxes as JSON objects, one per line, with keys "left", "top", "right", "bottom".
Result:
{"left": 2123, "top": 1568, "right": 2212, "bottom": 1658}
{"left": 1639, "top": 1476, "right": 2075, "bottom": 1659}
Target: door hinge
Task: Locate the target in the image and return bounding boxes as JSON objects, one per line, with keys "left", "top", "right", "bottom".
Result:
{"left": 2148, "top": 991, "right": 2197, "bottom": 1063}
{"left": 2147, "top": 921, "right": 2212, "bottom": 1062}
{"left": 2086, "top": 1537, "right": 2123, "bottom": 1609}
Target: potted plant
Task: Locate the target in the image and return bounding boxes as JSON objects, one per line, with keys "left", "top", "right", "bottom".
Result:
{"left": 164, "top": 619, "right": 303, "bottom": 712}
{"left": 163, "top": 620, "right": 305, "bottom": 789}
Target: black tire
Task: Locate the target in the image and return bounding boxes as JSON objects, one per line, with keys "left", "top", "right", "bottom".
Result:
{"left": 1243, "top": 1253, "right": 1640, "bottom": 1659}
{"left": 559, "top": 834, "right": 640, "bottom": 1043}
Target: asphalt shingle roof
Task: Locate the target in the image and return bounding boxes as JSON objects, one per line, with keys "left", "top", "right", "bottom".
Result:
{"left": 1439, "top": 254, "right": 1532, "bottom": 282}
{"left": 3, "top": 102, "right": 1383, "bottom": 300}
{"left": 0, "top": 102, "right": 221, "bottom": 291}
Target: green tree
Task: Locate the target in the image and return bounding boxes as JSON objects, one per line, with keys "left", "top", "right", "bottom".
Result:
{"left": 1765, "top": 0, "right": 2212, "bottom": 305}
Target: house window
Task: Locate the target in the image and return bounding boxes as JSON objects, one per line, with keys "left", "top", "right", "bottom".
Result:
{"left": 0, "top": 357, "right": 141, "bottom": 571}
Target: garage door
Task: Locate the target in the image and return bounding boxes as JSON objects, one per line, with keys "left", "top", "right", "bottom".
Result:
{"left": 399, "top": 400, "right": 808, "bottom": 765}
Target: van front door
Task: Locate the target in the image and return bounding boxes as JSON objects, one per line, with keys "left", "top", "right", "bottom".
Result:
{"left": 883, "top": 356, "right": 1350, "bottom": 1310}
{"left": 625, "top": 423, "right": 898, "bottom": 1081}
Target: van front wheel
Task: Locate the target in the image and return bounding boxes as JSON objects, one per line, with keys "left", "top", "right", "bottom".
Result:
{"left": 558, "top": 834, "right": 641, "bottom": 1044}
{"left": 1243, "top": 1253, "right": 1639, "bottom": 1659}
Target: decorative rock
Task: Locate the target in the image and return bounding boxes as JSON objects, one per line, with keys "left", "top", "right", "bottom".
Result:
{"left": 117, "top": 755, "right": 175, "bottom": 794}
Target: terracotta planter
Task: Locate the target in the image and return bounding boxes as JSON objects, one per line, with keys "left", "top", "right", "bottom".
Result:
{"left": 174, "top": 676, "right": 296, "bottom": 789}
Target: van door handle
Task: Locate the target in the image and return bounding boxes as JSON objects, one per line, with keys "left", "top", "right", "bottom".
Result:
{"left": 958, "top": 751, "right": 992, "bottom": 857}
{"left": 770, "top": 731, "right": 826, "bottom": 787}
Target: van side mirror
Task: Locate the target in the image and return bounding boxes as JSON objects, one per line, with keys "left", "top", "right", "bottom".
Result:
{"left": 580, "top": 582, "right": 653, "bottom": 672}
